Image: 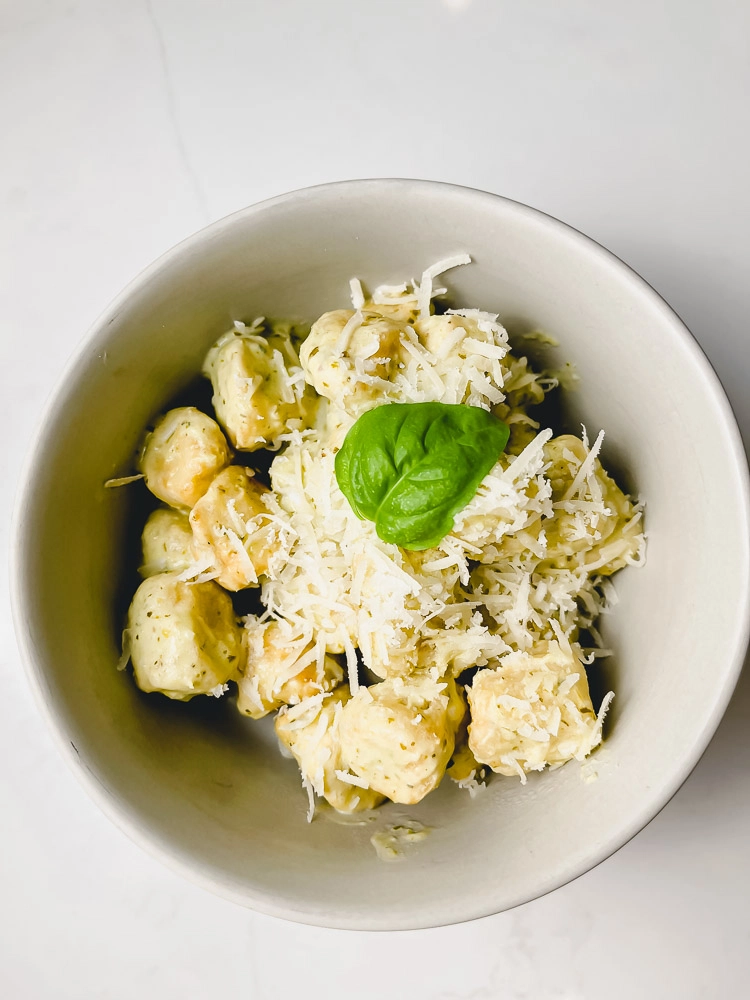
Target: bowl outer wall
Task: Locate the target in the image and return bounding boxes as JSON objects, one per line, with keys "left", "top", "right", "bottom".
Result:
{"left": 11, "top": 179, "right": 750, "bottom": 930}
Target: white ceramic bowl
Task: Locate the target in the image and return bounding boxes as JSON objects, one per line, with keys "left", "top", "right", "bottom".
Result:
{"left": 12, "top": 180, "right": 750, "bottom": 930}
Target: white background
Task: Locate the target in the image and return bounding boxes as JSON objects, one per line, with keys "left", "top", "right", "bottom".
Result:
{"left": 2, "top": 1, "right": 749, "bottom": 997}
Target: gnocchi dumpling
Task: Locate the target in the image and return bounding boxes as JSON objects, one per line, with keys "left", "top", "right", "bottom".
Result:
{"left": 204, "top": 325, "right": 316, "bottom": 451}
{"left": 414, "top": 313, "right": 487, "bottom": 358}
{"left": 139, "top": 508, "right": 194, "bottom": 577}
{"left": 468, "top": 641, "right": 607, "bottom": 778}
{"left": 362, "top": 296, "right": 418, "bottom": 325}
{"left": 542, "top": 435, "right": 642, "bottom": 576}
{"left": 127, "top": 572, "right": 241, "bottom": 700}
{"left": 275, "top": 688, "right": 385, "bottom": 814}
{"left": 189, "top": 466, "right": 283, "bottom": 590}
{"left": 338, "top": 673, "right": 466, "bottom": 804}
{"left": 450, "top": 447, "right": 550, "bottom": 561}
{"left": 492, "top": 354, "right": 548, "bottom": 454}
{"left": 299, "top": 309, "right": 404, "bottom": 412}
{"left": 236, "top": 618, "right": 343, "bottom": 719}
{"left": 139, "top": 407, "right": 231, "bottom": 510}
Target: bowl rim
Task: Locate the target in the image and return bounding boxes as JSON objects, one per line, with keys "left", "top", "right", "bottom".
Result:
{"left": 11, "top": 178, "right": 750, "bottom": 930}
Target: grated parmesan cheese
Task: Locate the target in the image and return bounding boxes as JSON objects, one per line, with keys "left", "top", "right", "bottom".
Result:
{"left": 334, "top": 769, "right": 370, "bottom": 789}
{"left": 349, "top": 277, "right": 365, "bottom": 309}
{"left": 302, "top": 776, "right": 316, "bottom": 823}
{"left": 104, "top": 473, "right": 144, "bottom": 488}
{"left": 116, "top": 629, "right": 131, "bottom": 672}
{"left": 452, "top": 769, "right": 488, "bottom": 798}
{"left": 415, "top": 253, "right": 471, "bottom": 318}
{"left": 175, "top": 555, "right": 220, "bottom": 585}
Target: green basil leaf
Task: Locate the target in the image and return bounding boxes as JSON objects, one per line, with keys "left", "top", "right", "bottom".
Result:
{"left": 334, "top": 402, "right": 510, "bottom": 550}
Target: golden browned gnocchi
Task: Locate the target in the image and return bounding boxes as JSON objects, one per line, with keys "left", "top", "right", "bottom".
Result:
{"left": 189, "top": 466, "right": 280, "bottom": 590}
{"left": 139, "top": 406, "right": 231, "bottom": 509}
{"left": 236, "top": 619, "right": 343, "bottom": 719}
{"left": 128, "top": 573, "right": 241, "bottom": 700}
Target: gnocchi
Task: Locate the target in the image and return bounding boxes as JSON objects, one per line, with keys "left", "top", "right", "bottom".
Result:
{"left": 139, "top": 407, "right": 231, "bottom": 510}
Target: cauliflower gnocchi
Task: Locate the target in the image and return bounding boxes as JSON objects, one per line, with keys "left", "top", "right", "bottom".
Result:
{"left": 119, "top": 257, "right": 644, "bottom": 822}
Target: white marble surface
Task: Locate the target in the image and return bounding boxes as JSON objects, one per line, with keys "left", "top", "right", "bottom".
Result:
{"left": 2, "top": 1, "right": 749, "bottom": 995}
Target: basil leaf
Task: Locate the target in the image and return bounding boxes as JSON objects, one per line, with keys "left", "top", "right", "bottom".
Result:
{"left": 335, "top": 402, "right": 510, "bottom": 550}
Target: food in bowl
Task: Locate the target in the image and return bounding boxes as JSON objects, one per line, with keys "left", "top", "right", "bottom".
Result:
{"left": 117, "top": 255, "right": 644, "bottom": 818}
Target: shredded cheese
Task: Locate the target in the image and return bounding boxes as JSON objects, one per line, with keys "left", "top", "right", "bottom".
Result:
{"left": 349, "top": 277, "right": 365, "bottom": 309}
{"left": 104, "top": 474, "right": 144, "bottom": 488}
{"left": 116, "top": 630, "right": 131, "bottom": 672}
{"left": 334, "top": 769, "right": 370, "bottom": 788}
{"left": 416, "top": 253, "right": 472, "bottom": 318}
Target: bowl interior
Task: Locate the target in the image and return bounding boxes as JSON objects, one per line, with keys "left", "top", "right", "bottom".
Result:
{"left": 14, "top": 181, "right": 750, "bottom": 929}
